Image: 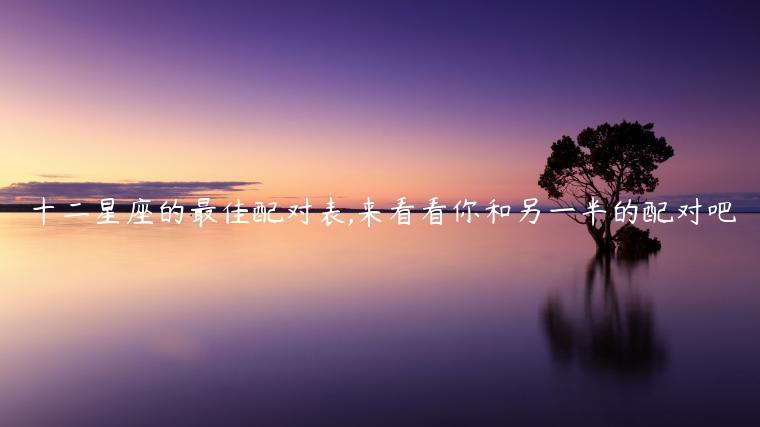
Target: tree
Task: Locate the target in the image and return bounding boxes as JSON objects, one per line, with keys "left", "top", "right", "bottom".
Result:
{"left": 538, "top": 121, "right": 674, "bottom": 253}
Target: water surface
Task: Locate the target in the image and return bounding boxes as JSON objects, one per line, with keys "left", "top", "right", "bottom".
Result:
{"left": 0, "top": 213, "right": 758, "bottom": 425}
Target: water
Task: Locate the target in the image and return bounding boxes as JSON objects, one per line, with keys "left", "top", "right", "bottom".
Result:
{"left": 0, "top": 213, "right": 758, "bottom": 425}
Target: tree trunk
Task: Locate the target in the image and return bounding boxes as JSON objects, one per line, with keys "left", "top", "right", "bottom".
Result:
{"left": 587, "top": 218, "right": 615, "bottom": 255}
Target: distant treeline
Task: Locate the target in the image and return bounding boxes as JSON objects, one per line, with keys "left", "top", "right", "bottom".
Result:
{"left": 1, "top": 203, "right": 757, "bottom": 214}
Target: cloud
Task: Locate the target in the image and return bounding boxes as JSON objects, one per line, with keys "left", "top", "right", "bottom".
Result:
{"left": 37, "top": 173, "right": 77, "bottom": 179}
{"left": 268, "top": 195, "right": 344, "bottom": 199}
{"left": 0, "top": 181, "right": 261, "bottom": 202}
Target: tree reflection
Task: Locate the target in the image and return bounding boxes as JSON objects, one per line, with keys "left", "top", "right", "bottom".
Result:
{"left": 542, "top": 254, "right": 666, "bottom": 378}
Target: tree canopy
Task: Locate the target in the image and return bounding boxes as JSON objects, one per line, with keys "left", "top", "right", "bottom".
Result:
{"left": 538, "top": 121, "right": 674, "bottom": 252}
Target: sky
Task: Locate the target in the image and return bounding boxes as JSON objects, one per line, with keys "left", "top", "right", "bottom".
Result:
{"left": 1, "top": 1, "right": 759, "bottom": 207}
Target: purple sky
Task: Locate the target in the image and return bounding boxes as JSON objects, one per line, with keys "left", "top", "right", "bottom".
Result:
{"left": 0, "top": 1, "right": 758, "bottom": 204}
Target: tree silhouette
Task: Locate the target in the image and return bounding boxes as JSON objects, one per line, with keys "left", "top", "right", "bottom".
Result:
{"left": 538, "top": 121, "right": 674, "bottom": 253}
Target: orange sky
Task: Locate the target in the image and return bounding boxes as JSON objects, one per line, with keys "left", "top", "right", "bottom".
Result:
{"left": 2, "top": 2, "right": 758, "bottom": 207}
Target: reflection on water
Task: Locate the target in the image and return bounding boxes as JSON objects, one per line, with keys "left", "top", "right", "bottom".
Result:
{"left": 0, "top": 213, "right": 759, "bottom": 425}
{"left": 543, "top": 255, "right": 666, "bottom": 377}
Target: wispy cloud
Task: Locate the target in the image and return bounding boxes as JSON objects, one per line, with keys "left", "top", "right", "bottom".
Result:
{"left": 0, "top": 181, "right": 261, "bottom": 202}
{"left": 36, "top": 173, "right": 77, "bottom": 179}
{"left": 268, "top": 195, "right": 344, "bottom": 199}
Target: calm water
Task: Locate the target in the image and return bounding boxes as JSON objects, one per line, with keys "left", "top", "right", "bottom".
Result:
{"left": 0, "top": 213, "right": 758, "bottom": 426}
